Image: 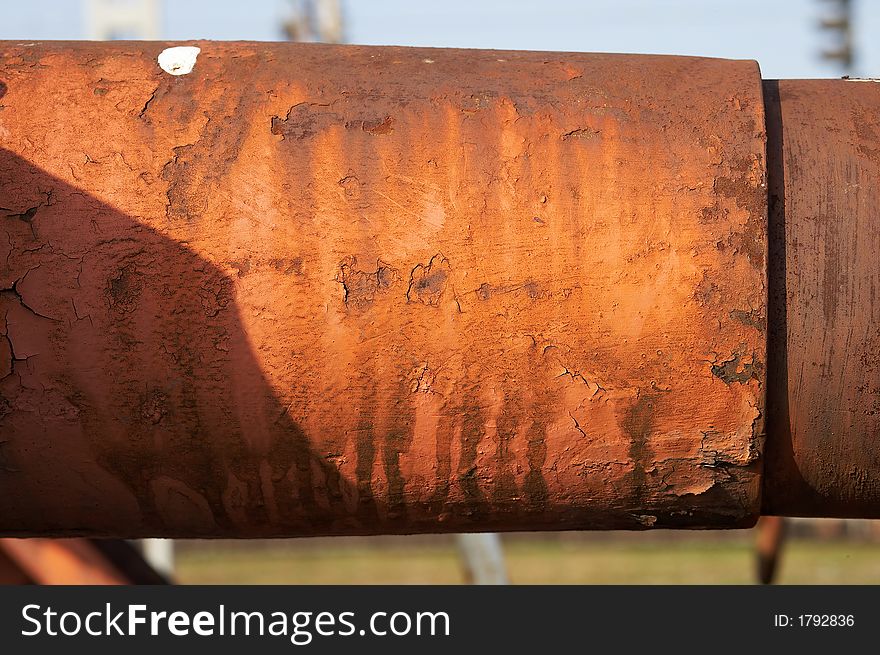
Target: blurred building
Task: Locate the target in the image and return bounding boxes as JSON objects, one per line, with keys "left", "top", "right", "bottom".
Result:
{"left": 86, "top": 0, "right": 160, "bottom": 40}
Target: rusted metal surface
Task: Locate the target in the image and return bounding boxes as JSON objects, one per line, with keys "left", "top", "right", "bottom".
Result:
{"left": 0, "top": 42, "right": 766, "bottom": 537}
{"left": 762, "top": 79, "right": 880, "bottom": 518}
{"left": 0, "top": 539, "right": 128, "bottom": 584}
{"left": 0, "top": 538, "right": 166, "bottom": 584}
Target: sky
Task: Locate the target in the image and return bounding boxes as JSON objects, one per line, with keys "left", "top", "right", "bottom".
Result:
{"left": 0, "top": 0, "right": 877, "bottom": 79}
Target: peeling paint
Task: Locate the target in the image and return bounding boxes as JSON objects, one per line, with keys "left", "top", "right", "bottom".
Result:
{"left": 0, "top": 43, "right": 766, "bottom": 537}
{"left": 157, "top": 46, "right": 201, "bottom": 76}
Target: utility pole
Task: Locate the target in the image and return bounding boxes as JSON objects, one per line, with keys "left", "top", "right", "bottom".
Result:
{"left": 282, "top": 0, "right": 344, "bottom": 43}
{"left": 818, "top": 0, "right": 854, "bottom": 74}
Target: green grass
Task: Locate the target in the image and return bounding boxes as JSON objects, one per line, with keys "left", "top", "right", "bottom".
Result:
{"left": 174, "top": 537, "right": 880, "bottom": 585}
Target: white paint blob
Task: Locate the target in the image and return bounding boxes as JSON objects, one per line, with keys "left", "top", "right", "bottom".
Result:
{"left": 158, "top": 46, "right": 201, "bottom": 76}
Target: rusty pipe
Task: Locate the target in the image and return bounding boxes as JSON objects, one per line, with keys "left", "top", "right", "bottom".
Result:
{"left": 762, "top": 79, "right": 880, "bottom": 518}
{"left": 0, "top": 42, "right": 873, "bottom": 538}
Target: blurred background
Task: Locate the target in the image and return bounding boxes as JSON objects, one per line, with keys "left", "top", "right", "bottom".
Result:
{"left": 1, "top": 0, "right": 878, "bottom": 584}
{"left": 0, "top": 0, "right": 877, "bottom": 77}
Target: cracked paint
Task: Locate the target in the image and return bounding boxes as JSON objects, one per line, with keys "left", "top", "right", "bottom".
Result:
{"left": 0, "top": 42, "right": 766, "bottom": 537}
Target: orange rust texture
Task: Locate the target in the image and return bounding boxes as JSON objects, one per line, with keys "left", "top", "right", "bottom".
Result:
{"left": 0, "top": 43, "right": 766, "bottom": 537}
{"left": 0, "top": 539, "right": 128, "bottom": 584}
{"left": 763, "top": 80, "right": 880, "bottom": 518}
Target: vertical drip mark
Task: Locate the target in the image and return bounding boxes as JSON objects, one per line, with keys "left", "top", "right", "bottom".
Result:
{"left": 622, "top": 393, "right": 657, "bottom": 510}
{"left": 457, "top": 392, "right": 487, "bottom": 523}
